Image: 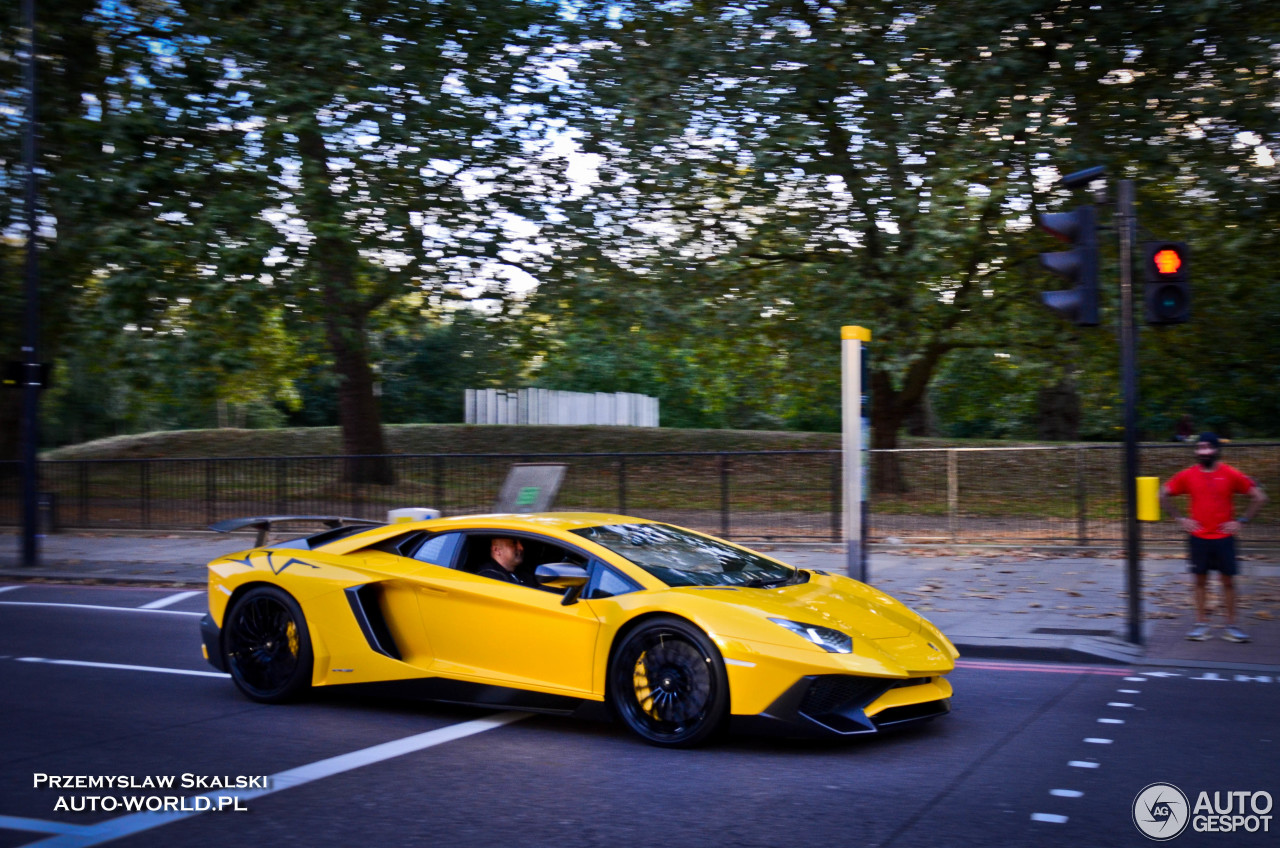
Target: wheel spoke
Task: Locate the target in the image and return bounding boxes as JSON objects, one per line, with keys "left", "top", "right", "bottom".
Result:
{"left": 625, "top": 631, "right": 713, "bottom": 729}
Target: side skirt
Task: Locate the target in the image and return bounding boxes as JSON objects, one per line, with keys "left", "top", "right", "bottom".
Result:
{"left": 332, "top": 677, "right": 591, "bottom": 716}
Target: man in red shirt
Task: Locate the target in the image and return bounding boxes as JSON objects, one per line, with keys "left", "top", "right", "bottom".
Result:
{"left": 1160, "top": 433, "right": 1267, "bottom": 642}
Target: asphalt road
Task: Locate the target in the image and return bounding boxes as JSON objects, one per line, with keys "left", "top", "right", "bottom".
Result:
{"left": 1, "top": 584, "right": 1278, "bottom": 848}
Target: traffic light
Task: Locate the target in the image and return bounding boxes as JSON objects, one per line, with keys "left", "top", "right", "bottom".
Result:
{"left": 1142, "top": 241, "right": 1189, "bottom": 324}
{"left": 1038, "top": 205, "right": 1099, "bottom": 326}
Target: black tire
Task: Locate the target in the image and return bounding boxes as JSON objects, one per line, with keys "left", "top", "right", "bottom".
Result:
{"left": 608, "top": 616, "right": 729, "bottom": 748}
{"left": 222, "top": 585, "right": 313, "bottom": 704}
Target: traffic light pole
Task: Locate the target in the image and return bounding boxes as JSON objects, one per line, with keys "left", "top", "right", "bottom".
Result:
{"left": 1118, "top": 180, "right": 1142, "bottom": 645}
{"left": 20, "top": 0, "right": 40, "bottom": 568}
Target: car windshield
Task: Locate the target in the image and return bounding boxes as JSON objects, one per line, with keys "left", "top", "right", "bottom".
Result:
{"left": 571, "top": 523, "right": 799, "bottom": 588}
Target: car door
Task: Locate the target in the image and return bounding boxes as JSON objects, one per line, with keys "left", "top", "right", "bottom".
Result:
{"left": 413, "top": 531, "right": 602, "bottom": 696}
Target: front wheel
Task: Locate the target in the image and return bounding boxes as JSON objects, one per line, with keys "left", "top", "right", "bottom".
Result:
{"left": 608, "top": 617, "right": 728, "bottom": 748}
{"left": 222, "top": 585, "right": 312, "bottom": 703}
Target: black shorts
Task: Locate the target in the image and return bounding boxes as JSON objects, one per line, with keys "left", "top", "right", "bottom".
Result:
{"left": 1187, "top": 535, "right": 1238, "bottom": 577}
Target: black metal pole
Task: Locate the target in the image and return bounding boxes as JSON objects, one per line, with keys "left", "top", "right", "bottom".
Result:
{"left": 20, "top": 0, "right": 40, "bottom": 567}
{"left": 1118, "top": 180, "right": 1142, "bottom": 644}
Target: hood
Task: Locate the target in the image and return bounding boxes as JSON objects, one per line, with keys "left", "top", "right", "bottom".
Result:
{"left": 677, "top": 572, "right": 919, "bottom": 641}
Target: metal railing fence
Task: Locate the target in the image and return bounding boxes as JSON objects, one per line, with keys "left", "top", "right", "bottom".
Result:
{"left": 1, "top": 443, "right": 1276, "bottom": 546}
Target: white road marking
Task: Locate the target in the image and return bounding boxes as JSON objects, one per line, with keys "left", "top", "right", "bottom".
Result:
{"left": 138, "top": 591, "right": 202, "bottom": 610}
{"left": 1031, "top": 813, "right": 1068, "bottom": 823}
{"left": 1098, "top": 718, "right": 1124, "bottom": 725}
{"left": 1107, "top": 702, "right": 1134, "bottom": 708}
{"left": 15, "top": 658, "right": 229, "bottom": 679}
{"left": 24, "top": 712, "right": 527, "bottom": 847}
{"left": 1124, "top": 676, "right": 1146, "bottom": 682}
{"left": 1084, "top": 738, "right": 1112, "bottom": 744}
{"left": 1068, "top": 761, "right": 1100, "bottom": 768}
{"left": 0, "top": 601, "right": 202, "bottom": 617}
{"left": 1118, "top": 689, "right": 1140, "bottom": 694}
{"left": 0, "top": 815, "right": 85, "bottom": 834}
{"left": 0, "top": 585, "right": 25, "bottom": 594}
{"left": 1051, "top": 789, "right": 1084, "bottom": 798}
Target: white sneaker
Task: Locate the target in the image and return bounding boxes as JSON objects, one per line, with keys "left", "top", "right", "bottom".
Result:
{"left": 1222, "top": 626, "right": 1250, "bottom": 643}
{"left": 1186, "top": 623, "right": 1212, "bottom": 641}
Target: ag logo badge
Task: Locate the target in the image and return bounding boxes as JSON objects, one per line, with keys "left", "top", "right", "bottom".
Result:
{"left": 1134, "top": 782, "right": 1190, "bottom": 840}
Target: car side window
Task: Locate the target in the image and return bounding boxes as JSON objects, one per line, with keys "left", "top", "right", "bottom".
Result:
{"left": 586, "top": 562, "right": 642, "bottom": 600}
{"left": 412, "top": 532, "right": 462, "bottom": 567}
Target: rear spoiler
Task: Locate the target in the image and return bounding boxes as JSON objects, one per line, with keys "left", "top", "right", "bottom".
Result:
{"left": 210, "top": 515, "right": 383, "bottom": 548}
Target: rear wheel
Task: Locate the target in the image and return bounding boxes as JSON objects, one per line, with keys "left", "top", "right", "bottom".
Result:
{"left": 222, "top": 586, "right": 312, "bottom": 703}
{"left": 608, "top": 617, "right": 728, "bottom": 748}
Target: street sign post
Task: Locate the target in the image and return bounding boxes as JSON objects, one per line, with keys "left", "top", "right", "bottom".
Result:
{"left": 841, "top": 326, "right": 870, "bottom": 582}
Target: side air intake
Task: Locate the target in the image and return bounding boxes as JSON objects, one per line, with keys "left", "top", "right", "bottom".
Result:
{"left": 344, "top": 584, "right": 402, "bottom": 661}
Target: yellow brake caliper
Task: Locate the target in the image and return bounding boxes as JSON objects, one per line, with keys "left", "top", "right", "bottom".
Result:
{"left": 633, "top": 650, "right": 658, "bottom": 718}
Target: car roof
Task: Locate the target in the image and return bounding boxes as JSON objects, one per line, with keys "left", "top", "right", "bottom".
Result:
{"left": 319, "top": 512, "right": 657, "bottom": 555}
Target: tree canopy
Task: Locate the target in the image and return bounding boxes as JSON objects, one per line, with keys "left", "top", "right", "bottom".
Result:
{"left": 3, "top": 0, "right": 1279, "bottom": 466}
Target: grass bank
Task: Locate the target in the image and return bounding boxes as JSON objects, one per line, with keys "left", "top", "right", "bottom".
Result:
{"left": 43, "top": 424, "right": 846, "bottom": 460}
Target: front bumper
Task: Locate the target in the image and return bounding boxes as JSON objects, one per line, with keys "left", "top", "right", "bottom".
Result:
{"left": 732, "top": 674, "right": 952, "bottom": 738}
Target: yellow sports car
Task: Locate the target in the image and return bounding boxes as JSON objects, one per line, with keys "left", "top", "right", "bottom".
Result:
{"left": 201, "top": 513, "right": 957, "bottom": 747}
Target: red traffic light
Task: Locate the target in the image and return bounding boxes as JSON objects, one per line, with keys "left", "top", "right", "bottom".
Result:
{"left": 1153, "top": 248, "right": 1183, "bottom": 276}
{"left": 1142, "top": 241, "right": 1190, "bottom": 324}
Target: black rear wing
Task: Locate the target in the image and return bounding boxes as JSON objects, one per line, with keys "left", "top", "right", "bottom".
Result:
{"left": 210, "top": 515, "right": 383, "bottom": 547}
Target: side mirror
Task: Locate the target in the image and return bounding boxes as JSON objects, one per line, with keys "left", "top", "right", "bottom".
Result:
{"left": 535, "top": 562, "right": 590, "bottom": 605}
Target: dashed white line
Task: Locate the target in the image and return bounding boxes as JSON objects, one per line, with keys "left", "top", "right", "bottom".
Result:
{"left": 138, "top": 591, "right": 202, "bottom": 610}
{"left": 0, "top": 585, "right": 25, "bottom": 594}
{"left": 1039, "top": 670, "right": 1155, "bottom": 826}
{"left": 15, "top": 657, "right": 229, "bottom": 679}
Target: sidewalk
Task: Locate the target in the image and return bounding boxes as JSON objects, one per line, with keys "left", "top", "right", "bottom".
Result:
{"left": 2, "top": 532, "right": 1278, "bottom": 672}
{"left": 763, "top": 545, "right": 1280, "bottom": 672}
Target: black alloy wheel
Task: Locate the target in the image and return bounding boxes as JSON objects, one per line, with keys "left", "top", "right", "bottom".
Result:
{"left": 608, "top": 616, "right": 728, "bottom": 748}
{"left": 222, "top": 586, "right": 313, "bottom": 703}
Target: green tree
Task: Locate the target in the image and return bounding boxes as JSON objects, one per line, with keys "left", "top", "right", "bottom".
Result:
{"left": 558, "top": 0, "right": 1279, "bottom": 486}
{"left": 7, "top": 1, "right": 577, "bottom": 474}
{"left": 0, "top": 0, "right": 124, "bottom": 457}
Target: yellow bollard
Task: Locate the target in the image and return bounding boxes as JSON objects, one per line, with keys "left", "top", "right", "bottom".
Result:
{"left": 1136, "top": 476, "right": 1161, "bottom": 521}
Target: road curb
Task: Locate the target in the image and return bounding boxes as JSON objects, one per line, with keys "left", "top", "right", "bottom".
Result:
{"left": 0, "top": 567, "right": 206, "bottom": 587}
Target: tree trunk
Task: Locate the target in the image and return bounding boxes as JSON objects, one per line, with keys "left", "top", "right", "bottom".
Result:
{"left": 1036, "top": 379, "right": 1081, "bottom": 441}
{"left": 325, "top": 306, "right": 394, "bottom": 485}
{"left": 870, "top": 371, "right": 911, "bottom": 495}
{"left": 297, "top": 125, "right": 393, "bottom": 485}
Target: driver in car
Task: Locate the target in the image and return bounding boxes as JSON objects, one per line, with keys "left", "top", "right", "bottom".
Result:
{"left": 476, "top": 537, "right": 531, "bottom": 586}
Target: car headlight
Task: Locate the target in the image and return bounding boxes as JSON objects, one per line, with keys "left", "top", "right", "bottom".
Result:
{"left": 769, "top": 618, "right": 853, "bottom": 654}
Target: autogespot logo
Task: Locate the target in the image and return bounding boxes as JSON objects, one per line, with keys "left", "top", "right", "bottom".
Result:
{"left": 1134, "top": 783, "right": 1190, "bottom": 841}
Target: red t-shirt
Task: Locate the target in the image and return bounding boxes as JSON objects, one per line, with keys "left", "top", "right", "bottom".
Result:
{"left": 1165, "top": 462, "right": 1256, "bottom": 539}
